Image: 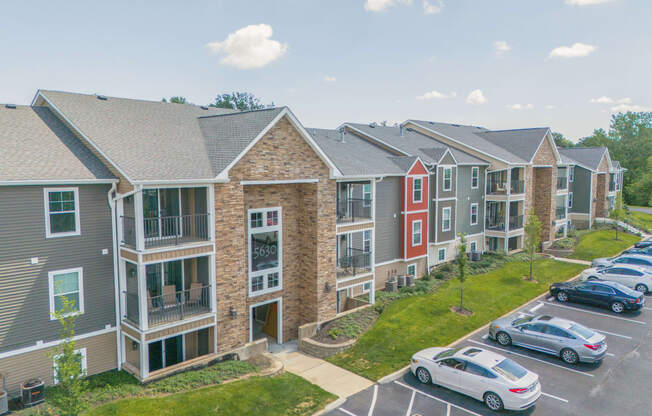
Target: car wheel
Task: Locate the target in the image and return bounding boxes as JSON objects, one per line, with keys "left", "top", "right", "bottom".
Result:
{"left": 561, "top": 348, "right": 579, "bottom": 364}
{"left": 496, "top": 332, "right": 512, "bottom": 346}
{"left": 611, "top": 301, "right": 625, "bottom": 313}
{"left": 635, "top": 284, "right": 648, "bottom": 294}
{"left": 416, "top": 367, "right": 431, "bottom": 384}
{"left": 484, "top": 391, "right": 504, "bottom": 411}
{"left": 556, "top": 291, "right": 569, "bottom": 302}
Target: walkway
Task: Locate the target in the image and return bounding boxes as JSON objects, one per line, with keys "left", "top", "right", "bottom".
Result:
{"left": 630, "top": 206, "right": 652, "bottom": 214}
{"left": 548, "top": 256, "right": 592, "bottom": 266}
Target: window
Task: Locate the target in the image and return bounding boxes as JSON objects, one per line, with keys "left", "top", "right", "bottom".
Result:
{"left": 407, "top": 263, "right": 417, "bottom": 277}
{"left": 48, "top": 268, "right": 84, "bottom": 319}
{"left": 44, "top": 188, "right": 80, "bottom": 237}
{"left": 362, "top": 281, "right": 372, "bottom": 293}
{"left": 465, "top": 361, "right": 492, "bottom": 378}
{"left": 544, "top": 325, "right": 573, "bottom": 338}
{"left": 569, "top": 166, "right": 575, "bottom": 182}
{"left": 470, "top": 241, "right": 477, "bottom": 252}
{"left": 362, "top": 183, "right": 371, "bottom": 207}
{"left": 471, "top": 167, "right": 479, "bottom": 189}
{"left": 248, "top": 208, "right": 282, "bottom": 296}
{"left": 363, "top": 230, "right": 372, "bottom": 252}
{"left": 442, "top": 207, "right": 451, "bottom": 231}
{"left": 438, "top": 248, "right": 446, "bottom": 262}
{"left": 412, "top": 220, "right": 422, "bottom": 246}
{"left": 568, "top": 193, "right": 573, "bottom": 208}
{"left": 440, "top": 358, "right": 465, "bottom": 370}
{"left": 53, "top": 347, "right": 87, "bottom": 384}
{"left": 470, "top": 203, "right": 478, "bottom": 225}
{"left": 443, "top": 168, "right": 452, "bottom": 191}
{"left": 592, "top": 284, "right": 615, "bottom": 295}
{"left": 413, "top": 178, "right": 422, "bottom": 203}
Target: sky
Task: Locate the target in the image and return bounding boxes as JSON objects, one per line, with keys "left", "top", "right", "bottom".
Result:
{"left": 1, "top": 0, "right": 650, "bottom": 141}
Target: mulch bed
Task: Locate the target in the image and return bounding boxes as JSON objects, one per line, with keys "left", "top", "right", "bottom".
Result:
{"left": 311, "top": 307, "right": 378, "bottom": 345}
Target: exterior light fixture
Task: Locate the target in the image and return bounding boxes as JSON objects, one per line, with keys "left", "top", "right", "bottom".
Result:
{"left": 325, "top": 282, "right": 331, "bottom": 293}
{"left": 229, "top": 306, "right": 237, "bottom": 320}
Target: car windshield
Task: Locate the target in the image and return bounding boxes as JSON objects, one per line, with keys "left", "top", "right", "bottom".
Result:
{"left": 492, "top": 358, "right": 527, "bottom": 382}
{"left": 511, "top": 316, "right": 534, "bottom": 326}
{"left": 434, "top": 348, "right": 461, "bottom": 360}
{"left": 569, "top": 323, "right": 594, "bottom": 339}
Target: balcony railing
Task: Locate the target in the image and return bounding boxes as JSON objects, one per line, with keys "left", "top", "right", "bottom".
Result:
{"left": 556, "top": 207, "right": 567, "bottom": 220}
{"left": 121, "top": 213, "right": 210, "bottom": 249}
{"left": 485, "top": 217, "right": 506, "bottom": 231}
{"left": 510, "top": 180, "right": 525, "bottom": 194}
{"left": 486, "top": 181, "right": 508, "bottom": 195}
{"left": 146, "top": 285, "right": 211, "bottom": 326}
{"left": 509, "top": 215, "right": 524, "bottom": 230}
{"left": 337, "top": 198, "right": 372, "bottom": 224}
{"left": 557, "top": 177, "right": 568, "bottom": 190}
{"left": 337, "top": 248, "right": 371, "bottom": 278}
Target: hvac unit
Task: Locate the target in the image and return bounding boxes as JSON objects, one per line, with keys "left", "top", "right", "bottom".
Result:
{"left": 0, "top": 389, "right": 7, "bottom": 416}
{"left": 21, "top": 379, "right": 45, "bottom": 407}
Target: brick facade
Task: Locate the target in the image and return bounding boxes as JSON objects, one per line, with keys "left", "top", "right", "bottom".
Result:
{"left": 528, "top": 135, "right": 558, "bottom": 242}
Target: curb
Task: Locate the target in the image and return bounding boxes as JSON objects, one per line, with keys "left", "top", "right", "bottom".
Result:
{"left": 313, "top": 397, "right": 347, "bottom": 416}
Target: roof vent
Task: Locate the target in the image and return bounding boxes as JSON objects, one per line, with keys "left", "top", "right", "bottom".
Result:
{"left": 96, "top": 95, "right": 108, "bottom": 101}
{"left": 338, "top": 127, "right": 346, "bottom": 143}
{"left": 399, "top": 125, "right": 404, "bottom": 137}
{"left": 5, "top": 104, "right": 16, "bottom": 109}
{"left": 200, "top": 106, "right": 208, "bottom": 110}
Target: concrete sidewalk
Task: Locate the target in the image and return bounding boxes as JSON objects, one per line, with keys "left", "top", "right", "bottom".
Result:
{"left": 275, "top": 350, "right": 374, "bottom": 398}
{"left": 549, "top": 256, "right": 592, "bottom": 265}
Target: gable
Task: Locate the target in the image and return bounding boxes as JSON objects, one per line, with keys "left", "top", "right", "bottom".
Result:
{"left": 597, "top": 152, "right": 611, "bottom": 173}
{"left": 408, "top": 159, "right": 428, "bottom": 175}
{"left": 439, "top": 152, "right": 456, "bottom": 166}
{"left": 531, "top": 133, "right": 558, "bottom": 165}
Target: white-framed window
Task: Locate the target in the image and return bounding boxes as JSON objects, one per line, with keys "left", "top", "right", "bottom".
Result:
{"left": 362, "top": 183, "right": 371, "bottom": 207}
{"left": 412, "top": 220, "right": 422, "bottom": 246}
{"left": 438, "top": 248, "right": 446, "bottom": 262}
{"left": 471, "top": 167, "right": 479, "bottom": 189}
{"left": 48, "top": 267, "right": 84, "bottom": 320}
{"left": 443, "top": 168, "right": 452, "bottom": 191}
{"left": 407, "top": 263, "right": 417, "bottom": 277}
{"left": 362, "top": 281, "right": 372, "bottom": 293}
{"left": 442, "top": 207, "right": 451, "bottom": 231}
{"left": 470, "top": 241, "right": 477, "bottom": 252}
{"left": 44, "top": 187, "right": 81, "bottom": 238}
{"left": 470, "top": 203, "right": 478, "bottom": 225}
{"left": 248, "top": 207, "right": 282, "bottom": 297}
{"left": 569, "top": 166, "right": 574, "bottom": 182}
{"left": 53, "top": 347, "right": 87, "bottom": 384}
{"left": 413, "top": 178, "right": 423, "bottom": 203}
{"left": 363, "top": 230, "right": 372, "bottom": 252}
{"left": 568, "top": 193, "right": 573, "bottom": 208}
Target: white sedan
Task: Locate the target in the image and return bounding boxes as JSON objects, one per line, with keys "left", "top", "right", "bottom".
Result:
{"left": 581, "top": 265, "right": 652, "bottom": 293}
{"left": 410, "top": 346, "right": 541, "bottom": 411}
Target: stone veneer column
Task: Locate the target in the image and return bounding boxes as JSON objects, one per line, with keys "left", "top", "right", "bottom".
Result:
{"left": 596, "top": 174, "right": 607, "bottom": 218}
{"left": 533, "top": 167, "right": 553, "bottom": 242}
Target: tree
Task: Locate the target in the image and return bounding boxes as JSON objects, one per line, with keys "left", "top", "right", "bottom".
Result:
{"left": 552, "top": 132, "right": 574, "bottom": 148}
{"left": 163, "top": 96, "right": 188, "bottom": 104}
{"left": 456, "top": 233, "right": 469, "bottom": 313}
{"left": 210, "top": 92, "right": 271, "bottom": 111}
{"left": 48, "top": 295, "right": 88, "bottom": 416}
{"left": 610, "top": 191, "right": 625, "bottom": 240}
{"left": 524, "top": 209, "right": 542, "bottom": 281}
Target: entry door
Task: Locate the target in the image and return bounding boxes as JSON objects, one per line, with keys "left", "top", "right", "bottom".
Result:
{"left": 263, "top": 302, "right": 278, "bottom": 340}
{"left": 148, "top": 341, "right": 163, "bottom": 372}
{"left": 165, "top": 335, "right": 183, "bottom": 367}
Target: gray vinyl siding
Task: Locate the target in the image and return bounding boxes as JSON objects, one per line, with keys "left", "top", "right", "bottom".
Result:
{"left": 456, "top": 166, "right": 485, "bottom": 236}
{"left": 374, "top": 177, "right": 401, "bottom": 263}
{"left": 437, "top": 164, "right": 456, "bottom": 199}
{"left": 0, "top": 184, "right": 116, "bottom": 353}
{"left": 437, "top": 200, "right": 456, "bottom": 243}
{"left": 429, "top": 171, "right": 437, "bottom": 242}
{"left": 570, "top": 166, "right": 591, "bottom": 213}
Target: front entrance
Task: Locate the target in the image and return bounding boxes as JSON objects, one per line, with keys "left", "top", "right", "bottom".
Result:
{"left": 148, "top": 335, "right": 183, "bottom": 372}
{"left": 250, "top": 298, "right": 282, "bottom": 345}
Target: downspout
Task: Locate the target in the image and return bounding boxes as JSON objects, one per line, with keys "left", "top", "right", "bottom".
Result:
{"left": 107, "top": 183, "right": 122, "bottom": 371}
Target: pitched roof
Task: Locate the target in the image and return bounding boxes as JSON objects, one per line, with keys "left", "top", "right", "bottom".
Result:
{"left": 474, "top": 128, "right": 550, "bottom": 162}
{"left": 388, "top": 156, "right": 419, "bottom": 173}
{"left": 306, "top": 128, "right": 406, "bottom": 176}
{"left": 558, "top": 147, "right": 608, "bottom": 171}
{"left": 0, "top": 105, "right": 116, "bottom": 183}
{"left": 418, "top": 147, "right": 448, "bottom": 163}
{"left": 37, "top": 90, "right": 236, "bottom": 181}
{"left": 345, "top": 123, "right": 490, "bottom": 165}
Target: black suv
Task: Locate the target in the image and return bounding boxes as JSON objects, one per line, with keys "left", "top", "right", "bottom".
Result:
{"left": 549, "top": 280, "right": 645, "bottom": 313}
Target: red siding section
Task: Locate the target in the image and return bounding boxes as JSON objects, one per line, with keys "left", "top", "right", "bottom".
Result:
{"left": 401, "top": 158, "right": 429, "bottom": 260}
{"left": 405, "top": 212, "right": 428, "bottom": 258}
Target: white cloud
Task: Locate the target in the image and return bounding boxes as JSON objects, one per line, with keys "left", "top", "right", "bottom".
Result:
{"left": 611, "top": 104, "right": 652, "bottom": 113}
{"left": 364, "top": 0, "right": 411, "bottom": 12}
{"left": 549, "top": 42, "right": 596, "bottom": 58}
{"left": 566, "top": 0, "right": 614, "bottom": 5}
{"left": 466, "top": 89, "right": 487, "bottom": 105}
{"left": 589, "top": 96, "right": 632, "bottom": 104}
{"left": 416, "top": 90, "right": 456, "bottom": 100}
{"left": 423, "top": 0, "right": 443, "bottom": 14}
{"left": 323, "top": 76, "right": 336, "bottom": 82}
{"left": 506, "top": 103, "right": 534, "bottom": 110}
{"left": 206, "top": 24, "right": 288, "bottom": 69}
{"left": 493, "top": 40, "right": 511, "bottom": 53}
{"left": 546, "top": 105, "right": 557, "bottom": 110}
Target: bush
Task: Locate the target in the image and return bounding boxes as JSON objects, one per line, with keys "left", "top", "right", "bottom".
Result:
{"left": 440, "top": 263, "right": 452, "bottom": 272}
{"left": 434, "top": 272, "right": 445, "bottom": 280}
{"left": 553, "top": 238, "right": 575, "bottom": 250}
{"left": 328, "top": 328, "right": 340, "bottom": 340}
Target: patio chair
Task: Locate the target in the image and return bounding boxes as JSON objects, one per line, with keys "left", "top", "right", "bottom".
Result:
{"left": 186, "top": 282, "right": 204, "bottom": 307}
{"left": 162, "top": 285, "right": 178, "bottom": 308}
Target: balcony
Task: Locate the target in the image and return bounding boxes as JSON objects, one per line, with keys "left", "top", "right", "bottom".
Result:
{"left": 486, "top": 217, "right": 506, "bottom": 231}
{"left": 337, "top": 248, "right": 371, "bottom": 278}
{"left": 556, "top": 207, "right": 567, "bottom": 220}
{"left": 122, "top": 214, "right": 210, "bottom": 249}
{"left": 337, "top": 198, "right": 372, "bottom": 224}
{"left": 510, "top": 179, "right": 525, "bottom": 194}
{"left": 557, "top": 176, "right": 568, "bottom": 190}
{"left": 509, "top": 215, "right": 524, "bottom": 230}
{"left": 486, "top": 179, "right": 508, "bottom": 195}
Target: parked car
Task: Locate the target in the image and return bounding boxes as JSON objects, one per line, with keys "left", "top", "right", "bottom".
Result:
{"left": 592, "top": 254, "right": 652, "bottom": 270}
{"left": 634, "top": 239, "right": 652, "bottom": 249}
{"left": 622, "top": 246, "right": 652, "bottom": 256}
{"left": 549, "top": 280, "right": 645, "bottom": 313}
{"left": 489, "top": 314, "right": 607, "bottom": 364}
{"left": 410, "top": 346, "right": 541, "bottom": 411}
{"left": 581, "top": 265, "right": 652, "bottom": 293}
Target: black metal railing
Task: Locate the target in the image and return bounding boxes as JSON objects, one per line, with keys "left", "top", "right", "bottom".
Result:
{"left": 337, "top": 198, "right": 372, "bottom": 223}
{"left": 121, "top": 213, "right": 210, "bottom": 248}
{"left": 147, "top": 285, "right": 211, "bottom": 326}
{"left": 556, "top": 207, "right": 567, "bottom": 220}
{"left": 510, "top": 179, "right": 525, "bottom": 194}
{"left": 557, "top": 177, "right": 568, "bottom": 190}
{"left": 337, "top": 248, "right": 372, "bottom": 278}
{"left": 485, "top": 217, "right": 506, "bottom": 231}
{"left": 486, "top": 180, "right": 508, "bottom": 195}
{"left": 509, "top": 215, "right": 524, "bottom": 230}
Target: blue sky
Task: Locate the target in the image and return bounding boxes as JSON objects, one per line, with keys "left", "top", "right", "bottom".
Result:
{"left": 1, "top": 0, "right": 649, "bottom": 140}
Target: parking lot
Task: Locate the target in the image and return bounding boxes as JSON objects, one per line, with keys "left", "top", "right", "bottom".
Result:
{"left": 325, "top": 288, "right": 652, "bottom": 415}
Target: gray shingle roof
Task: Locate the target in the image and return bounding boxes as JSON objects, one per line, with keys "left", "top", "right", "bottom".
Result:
{"left": 418, "top": 147, "right": 448, "bottom": 163}
{"left": 306, "top": 128, "right": 405, "bottom": 176}
{"left": 0, "top": 105, "right": 115, "bottom": 182}
{"left": 388, "top": 156, "right": 419, "bottom": 173}
{"left": 346, "top": 123, "right": 490, "bottom": 166}
{"left": 38, "top": 90, "right": 236, "bottom": 181}
{"left": 558, "top": 147, "right": 607, "bottom": 171}
{"left": 475, "top": 128, "right": 550, "bottom": 163}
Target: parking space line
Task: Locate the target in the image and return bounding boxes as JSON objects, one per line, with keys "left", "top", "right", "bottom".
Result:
{"left": 394, "top": 381, "right": 482, "bottom": 416}
{"left": 542, "top": 302, "right": 647, "bottom": 324}
{"left": 481, "top": 334, "right": 488, "bottom": 340}
{"left": 368, "top": 385, "right": 377, "bottom": 416}
{"left": 467, "top": 339, "right": 594, "bottom": 377}
{"left": 644, "top": 307, "right": 652, "bottom": 311}
{"left": 606, "top": 352, "right": 615, "bottom": 357}
{"left": 541, "top": 392, "right": 569, "bottom": 403}
{"left": 590, "top": 328, "right": 633, "bottom": 340}
{"left": 530, "top": 302, "right": 544, "bottom": 313}
{"left": 548, "top": 296, "right": 555, "bottom": 301}
{"left": 405, "top": 391, "right": 415, "bottom": 416}
{"left": 338, "top": 408, "right": 358, "bottom": 416}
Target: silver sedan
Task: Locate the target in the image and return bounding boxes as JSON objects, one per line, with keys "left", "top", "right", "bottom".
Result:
{"left": 489, "top": 314, "right": 607, "bottom": 364}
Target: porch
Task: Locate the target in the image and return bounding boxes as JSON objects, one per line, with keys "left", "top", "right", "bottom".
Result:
{"left": 486, "top": 167, "right": 525, "bottom": 195}
{"left": 336, "top": 230, "right": 372, "bottom": 279}
{"left": 336, "top": 181, "right": 372, "bottom": 224}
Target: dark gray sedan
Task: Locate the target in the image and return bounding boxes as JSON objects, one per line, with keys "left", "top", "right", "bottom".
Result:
{"left": 488, "top": 314, "right": 607, "bottom": 364}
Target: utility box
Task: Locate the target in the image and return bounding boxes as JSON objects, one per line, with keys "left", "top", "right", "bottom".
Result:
{"left": 21, "top": 379, "right": 45, "bottom": 407}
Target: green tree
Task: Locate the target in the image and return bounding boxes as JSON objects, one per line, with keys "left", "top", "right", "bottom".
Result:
{"left": 524, "top": 209, "right": 542, "bottom": 281}
{"left": 552, "top": 132, "right": 574, "bottom": 148}
{"left": 161, "top": 96, "right": 189, "bottom": 104}
{"left": 609, "top": 191, "right": 625, "bottom": 240}
{"left": 456, "top": 233, "right": 469, "bottom": 312}
{"left": 210, "top": 92, "right": 271, "bottom": 111}
{"left": 48, "top": 295, "right": 88, "bottom": 416}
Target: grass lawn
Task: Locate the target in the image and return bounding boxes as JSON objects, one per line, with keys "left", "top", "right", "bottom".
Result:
{"left": 87, "top": 373, "right": 336, "bottom": 416}
{"left": 625, "top": 210, "right": 652, "bottom": 233}
{"left": 326, "top": 259, "right": 586, "bottom": 380}
{"left": 568, "top": 229, "right": 640, "bottom": 261}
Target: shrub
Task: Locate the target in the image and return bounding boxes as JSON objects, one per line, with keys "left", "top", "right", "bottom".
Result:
{"left": 440, "top": 263, "right": 452, "bottom": 272}
{"left": 328, "top": 328, "right": 340, "bottom": 340}
{"left": 434, "top": 272, "right": 445, "bottom": 280}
